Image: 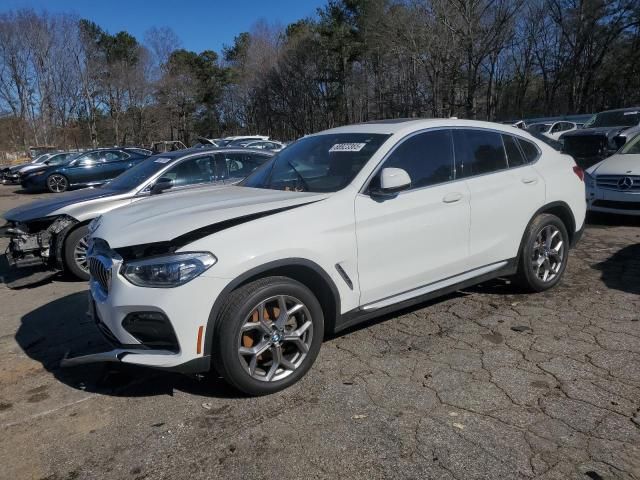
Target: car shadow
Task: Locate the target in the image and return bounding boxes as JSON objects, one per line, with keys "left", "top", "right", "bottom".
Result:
{"left": 592, "top": 244, "right": 640, "bottom": 295}
{"left": 0, "top": 254, "right": 79, "bottom": 289}
{"left": 15, "top": 291, "right": 243, "bottom": 399}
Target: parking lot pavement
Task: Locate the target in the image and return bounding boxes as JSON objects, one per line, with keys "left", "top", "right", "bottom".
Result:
{"left": 0, "top": 185, "right": 638, "bottom": 480}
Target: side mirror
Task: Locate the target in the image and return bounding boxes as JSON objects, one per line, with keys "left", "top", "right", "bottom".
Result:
{"left": 150, "top": 177, "right": 174, "bottom": 195}
{"left": 44, "top": 160, "right": 50, "bottom": 165}
{"left": 370, "top": 167, "right": 411, "bottom": 196}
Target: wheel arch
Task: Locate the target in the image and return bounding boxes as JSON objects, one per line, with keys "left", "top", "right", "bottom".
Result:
{"left": 517, "top": 201, "right": 577, "bottom": 263}
{"left": 203, "top": 258, "right": 341, "bottom": 356}
{"left": 55, "top": 217, "right": 90, "bottom": 270}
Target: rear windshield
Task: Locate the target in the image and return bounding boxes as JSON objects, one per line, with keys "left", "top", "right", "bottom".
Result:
{"left": 241, "top": 133, "right": 390, "bottom": 193}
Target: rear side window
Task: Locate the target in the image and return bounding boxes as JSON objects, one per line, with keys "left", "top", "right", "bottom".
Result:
{"left": 379, "top": 129, "right": 455, "bottom": 190}
{"left": 502, "top": 134, "right": 526, "bottom": 168}
{"left": 517, "top": 138, "right": 540, "bottom": 163}
{"left": 453, "top": 129, "right": 507, "bottom": 177}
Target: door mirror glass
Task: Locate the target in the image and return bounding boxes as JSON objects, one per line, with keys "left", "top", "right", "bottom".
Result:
{"left": 150, "top": 177, "right": 174, "bottom": 195}
{"left": 371, "top": 168, "right": 411, "bottom": 196}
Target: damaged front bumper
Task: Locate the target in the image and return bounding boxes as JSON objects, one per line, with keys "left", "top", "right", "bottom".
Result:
{"left": 2, "top": 215, "right": 77, "bottom": 270}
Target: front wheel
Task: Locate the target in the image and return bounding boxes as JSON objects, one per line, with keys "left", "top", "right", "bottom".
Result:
{"left": 213, "top": 276, "right": 324, "bottom": 396}
{"left": 63, "top": 225, "right": 90, "bottom": 281}
{"left": 47, "top": 174, "right": 68, "bottom": 193}
{"left": 515, "top": 213, "right": 569, "bottom": 292}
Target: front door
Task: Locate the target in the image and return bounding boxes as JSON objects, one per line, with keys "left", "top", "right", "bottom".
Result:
{"left": 355, "top": 129, "right": 471, "bottom": 306}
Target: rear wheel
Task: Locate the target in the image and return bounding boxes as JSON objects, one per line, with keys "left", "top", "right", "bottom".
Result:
{"left": 213, "top": 276, "right": 324, "bottom": 396}
{"left": 63, "top": 225, "right": 90, "bottom": 281}
{"left": 47, "top": 174, "right": 68, "bottom": 193}
{"left": 515, "top": 213, "right": 569, "bottom": 292}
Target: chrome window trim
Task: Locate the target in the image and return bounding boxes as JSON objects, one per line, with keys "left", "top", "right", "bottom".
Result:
{"left": 358, "top": 125, "right": 542, "bottom": 195}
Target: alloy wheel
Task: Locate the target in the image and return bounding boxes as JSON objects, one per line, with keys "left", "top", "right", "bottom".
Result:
{"left": 237, "top": 295, "right": 313, "bottom": 382}
{"left": 73, "top": 235, "right": 90, "bottom": 274}
{"left": 531, "top": 225, "right": 565, "bottom": 282}
{"left": 48, "top": 174, "right": 67, "bottom": 193}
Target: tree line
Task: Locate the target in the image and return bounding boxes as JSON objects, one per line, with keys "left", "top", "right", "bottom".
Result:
{"left": 0, "top": 0, "right": 639, "bottom": 153}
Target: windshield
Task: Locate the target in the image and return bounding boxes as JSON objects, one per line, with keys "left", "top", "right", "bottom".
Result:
{"left": 103, "top": 156, "right": 170, "bottom": 191}
{"left": 33, "top": 154, "right": 52, "bottom": 163}
{"left": 620, "top": 135, "right": 640, "bottom": 155}
{"left": 584, "top": 110, "right": 640, "bottom": 128}
{"left": 240, "top": 133, "right": 390, "bottom": 193}
{"left": 527, "top": 123, "right": 550, "bottom": 133}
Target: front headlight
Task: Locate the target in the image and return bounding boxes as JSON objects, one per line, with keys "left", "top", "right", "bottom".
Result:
{"left": 121, "top": 252, "right": 216, "bottom": 288}
{"left": 584, "top": 172, "right": 596, "bottom": 188}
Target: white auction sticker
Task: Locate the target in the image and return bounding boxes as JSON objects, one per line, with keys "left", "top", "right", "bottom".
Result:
{"left": 329, "top": 143, "right": 366, "bottom": 152}
{"left": 623, "top": 111, "right": 638, "bottom": 115}
{"left": 154, "top": 157, "right": 172, "bottom": 163}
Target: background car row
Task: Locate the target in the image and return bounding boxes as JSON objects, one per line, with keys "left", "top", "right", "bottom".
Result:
{"left": 2, "top": 147, "right": 274, "bottom": 280}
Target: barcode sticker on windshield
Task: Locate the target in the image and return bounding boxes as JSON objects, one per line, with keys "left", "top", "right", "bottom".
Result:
{"left": 329, "top": 143, "right": 366, "bottom": 152}
{"left": 624, "top": 111, "right": 638, "bottom": 115}
{"left": 154, "top": 157, "right": 172, "bottom": 163}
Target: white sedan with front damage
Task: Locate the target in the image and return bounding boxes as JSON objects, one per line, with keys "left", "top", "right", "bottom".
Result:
{"left": 586, "top": 134, "right": 640, "bottom": 215}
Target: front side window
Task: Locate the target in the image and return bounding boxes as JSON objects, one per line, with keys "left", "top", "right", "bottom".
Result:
{"left": 373, "top": 129, "right": 455, "bottom": 190}
{"left": 453, "top": 129, "right": 507, "bottom": 177}
{"left": 241, "top": 133, "right": 390, "bottom": 193}
{"left": 104, "top": 151, "right": 129, "bottom": 162}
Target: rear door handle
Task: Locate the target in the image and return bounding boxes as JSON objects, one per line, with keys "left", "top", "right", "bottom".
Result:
{"left": 442, "top": 192, "right": 463, "bottom": 203}
{"left": 522, "top": 177, "right": 538, "bottom": 185}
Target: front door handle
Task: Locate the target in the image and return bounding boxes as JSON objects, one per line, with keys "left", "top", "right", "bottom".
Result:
{"left": 522, "top": 177, "right": 538, "bottom": 185}
{"left": 442, "top": 192, "right": 463, "bottom": 203}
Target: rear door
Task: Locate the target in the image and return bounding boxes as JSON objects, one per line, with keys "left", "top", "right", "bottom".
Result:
{"left": 355, "top": 129, "right": 471, "bottom": 305}
{"left": 455, "top": 129, "right": 546, "bottom": 269}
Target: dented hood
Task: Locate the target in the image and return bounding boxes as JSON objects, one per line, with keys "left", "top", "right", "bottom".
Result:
{"left": 93, "top": 186, "right": 327, "bottom": 248}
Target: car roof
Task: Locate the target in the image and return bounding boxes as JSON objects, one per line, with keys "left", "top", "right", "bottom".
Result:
{"left": 154, "top": 147, "right": 276, "bottom": 160}
{"left": 319, "top": 118, "right": 529, "bottom": 136}
{"left": 599, "top": 107, "right": 640, "bottom": 114}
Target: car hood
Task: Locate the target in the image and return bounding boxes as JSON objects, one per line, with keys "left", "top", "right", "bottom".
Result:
{"left": 8, "top": 162, "right": 32, "bottom": 172}
{"left": 3, "top": 187, "right": 120, "bottom": 223}
{"left": 94, "top": 186, "right": 328, "bottom": 248}
{"left": 588, "top": 154, "right": 640, "bottom": 176}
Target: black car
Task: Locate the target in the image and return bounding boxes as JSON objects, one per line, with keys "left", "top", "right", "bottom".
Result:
{"left": 560, "top": 107, "right": 640, "bottom": 169}
{"left": 20, "top": 148, "right": 152, "bottom": 193}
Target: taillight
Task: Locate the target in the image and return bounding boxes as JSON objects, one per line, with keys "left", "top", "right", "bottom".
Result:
{"left": 572, "top": 165, "right": 584, "bottom": 182}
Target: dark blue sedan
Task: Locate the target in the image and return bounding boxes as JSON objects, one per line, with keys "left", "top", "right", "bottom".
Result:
{"left": 20, "top": 148, "right": 152, "bottom": 193}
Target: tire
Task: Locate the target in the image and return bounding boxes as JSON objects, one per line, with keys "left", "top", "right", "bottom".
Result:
{"left": 213, "top": 276, "right": 324, "bottom": 396}
{"left": 63, "top": 225, "right": 90, "bottom": 281}
{"left": 514, "top": 213, "right": 569, "bottom": 292}
{"left": 47, "top": 174, "right": 68, "bottom": 193}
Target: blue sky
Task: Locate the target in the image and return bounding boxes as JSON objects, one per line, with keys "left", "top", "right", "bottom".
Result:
{"left": 1, "top": 0, "right": 326, "bottom": 53}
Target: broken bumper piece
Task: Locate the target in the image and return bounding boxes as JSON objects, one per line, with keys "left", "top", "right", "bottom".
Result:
{"left": 60, "top": 348, "right": 210, "bottom": 374}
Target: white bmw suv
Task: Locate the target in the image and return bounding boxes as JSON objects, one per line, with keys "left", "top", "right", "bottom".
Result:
{"left": 63, "top": 119, "right": 586, "bottom": 395}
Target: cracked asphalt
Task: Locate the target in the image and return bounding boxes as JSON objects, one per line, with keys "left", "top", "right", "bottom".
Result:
{"left": 0, "top": 186, "right": 639, "bottom": 480}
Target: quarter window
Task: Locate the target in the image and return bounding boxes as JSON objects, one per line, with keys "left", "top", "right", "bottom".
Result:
{"left": 377, "top": 129, "right": 455, "bottom": 190}
{"left": 502, "top": 134, "right": 526, "bottom": 168}
{"left": 517, "top": 138, "right": 540, "bottom": 163}
{"left": 453, "top": 129, "right": 507, "bottom": 177}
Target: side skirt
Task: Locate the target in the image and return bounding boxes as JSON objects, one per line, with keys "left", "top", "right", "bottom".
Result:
{"left": 334, "top": 258, "right": 518, "bottom": 333}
